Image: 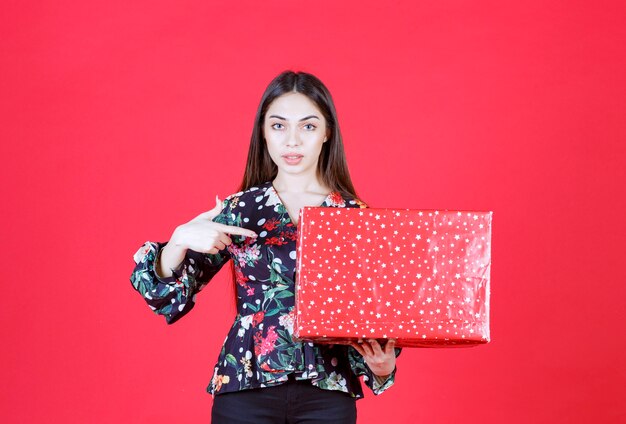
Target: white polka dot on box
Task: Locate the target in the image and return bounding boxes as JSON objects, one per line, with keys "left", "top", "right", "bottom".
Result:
{"left": 293, "top": 207, "right": 492, "bottom": 348}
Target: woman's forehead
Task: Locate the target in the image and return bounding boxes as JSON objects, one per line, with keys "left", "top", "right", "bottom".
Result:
{"left": 266, "top": 92, "right": 323, "bottom": 119}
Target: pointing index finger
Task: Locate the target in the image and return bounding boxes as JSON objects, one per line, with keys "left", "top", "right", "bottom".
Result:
{"left": 215, "top": 223, "right": 257, "bottom": 238}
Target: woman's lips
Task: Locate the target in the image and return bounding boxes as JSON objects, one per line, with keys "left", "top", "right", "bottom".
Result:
{"left": 282, "top": 154, "right": 303, "bottom": 165}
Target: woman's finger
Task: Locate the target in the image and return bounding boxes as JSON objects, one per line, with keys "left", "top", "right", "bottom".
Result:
{"left": 216, "top": 223, "right": 258, "bottom": 238}
{"left": 367, "top": 339, "right": 384, "bottom": 356}
{"left": 349, "top": 342, "right": 365, "bottom": 357}
{"left": 359, "top": 340, "right": 374, "bottom": 357}
{"left": 218, "top": 232, "right": 233, "bottom": 247}
{"left": 384, "top": 339, "right": 397, "bottom": 355}
{"left": 197, "top": 196, "right": 223, "bottom": 220}
{"left": 213, "top": 240, "right": 226, "bottom": 251}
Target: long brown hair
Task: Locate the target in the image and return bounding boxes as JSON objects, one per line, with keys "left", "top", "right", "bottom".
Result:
{"left": 238, "top": 70, "right": 358, "bottom": 198}
{"left": 231, "top": 70, "right": 360, "bottom": 308}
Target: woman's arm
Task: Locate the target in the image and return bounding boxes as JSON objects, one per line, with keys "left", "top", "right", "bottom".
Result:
{"left": 130, "top": 241, "right": 229, "bottom": 324}
{"left": 130, "top": 196, "right": 257, "bottom": 324}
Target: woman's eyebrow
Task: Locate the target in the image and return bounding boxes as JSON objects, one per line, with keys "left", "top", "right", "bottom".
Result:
{"left": 268, "top": 114, "right": 320, "bottom": 121}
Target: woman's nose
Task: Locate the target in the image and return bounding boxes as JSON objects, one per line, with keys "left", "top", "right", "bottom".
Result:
{"left": 285, "top": 129, "right": 301, "bottom": 146}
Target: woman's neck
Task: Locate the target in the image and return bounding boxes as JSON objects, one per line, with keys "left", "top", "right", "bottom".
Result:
{"left": 272, "top": 173, "right": 329, "bottom": 195}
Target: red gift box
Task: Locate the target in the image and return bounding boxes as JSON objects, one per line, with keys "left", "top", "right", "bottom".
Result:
{"left": 294, "top": 208, "right": 492, "bottom": 348}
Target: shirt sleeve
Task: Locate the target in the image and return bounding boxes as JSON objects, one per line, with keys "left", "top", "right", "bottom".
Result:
{"left": 347, "top": 345, "right": 402, "bottom": 395}
{"left": 129, "top": 198, "right": 234, "bottom": 324}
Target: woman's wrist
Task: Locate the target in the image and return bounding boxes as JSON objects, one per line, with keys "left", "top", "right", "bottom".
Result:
{"left": 157, "top": 235, "right": 188, "bottom": 278}
{"left": 170, "top": 226, "right": 188, "bottom": 248}
{"left": 373, "top": 373, "right": 391, "bottom": 387}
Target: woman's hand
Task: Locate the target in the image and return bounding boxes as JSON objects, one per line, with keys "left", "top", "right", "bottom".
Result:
{"left": 157, "top": 196, "right": 257, "bottom": 278}
{"left": 171, "top": 196, "right": 257, "bottom": 254}
{"left": 349, "top": 339, "right": 397, "bottom": 377}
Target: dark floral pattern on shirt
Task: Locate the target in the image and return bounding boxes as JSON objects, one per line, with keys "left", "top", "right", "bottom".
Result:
{"left": 130, "top": 181, "right": 399, "bottom": 398}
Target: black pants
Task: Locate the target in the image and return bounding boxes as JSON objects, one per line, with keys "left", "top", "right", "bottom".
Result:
{"left": 211, "top": 375, "right": 357, "bottom": 424}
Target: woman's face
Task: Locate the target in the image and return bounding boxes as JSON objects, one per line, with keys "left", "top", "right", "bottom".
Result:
{"left": 263, "top": 92, "right": 329, "bottom": 180}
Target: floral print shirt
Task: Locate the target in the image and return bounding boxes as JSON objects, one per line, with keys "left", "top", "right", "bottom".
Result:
{"left": 130, "top": 181, "right": 400, "bottom": 398}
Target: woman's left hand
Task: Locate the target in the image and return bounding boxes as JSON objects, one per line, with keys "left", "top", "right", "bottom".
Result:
{"left": 349, "top": 339, "right": 397, "bottom": 377}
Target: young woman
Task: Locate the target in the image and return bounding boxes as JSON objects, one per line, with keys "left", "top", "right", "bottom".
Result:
{"left": 131, "top": 70, "right": 400, "bottom": 423}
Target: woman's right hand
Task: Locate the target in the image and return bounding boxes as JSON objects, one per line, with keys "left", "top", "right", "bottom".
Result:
{"left": 171, "top": 196, "right": 257, "bottom": 254}
{"left": 157, "top": 196, "right": 257, "bottom": 278}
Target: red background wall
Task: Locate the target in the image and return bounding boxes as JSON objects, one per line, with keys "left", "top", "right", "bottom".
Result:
{"left": 1, "top": 1, "right": 625, "bottom": 422}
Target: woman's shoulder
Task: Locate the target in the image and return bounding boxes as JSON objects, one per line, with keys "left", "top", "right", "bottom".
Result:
{"left": 222, "top": 181, "right": 274, "bottom": 208}
{"left": 332, "top": 190, "right": 368, "bottom": 209}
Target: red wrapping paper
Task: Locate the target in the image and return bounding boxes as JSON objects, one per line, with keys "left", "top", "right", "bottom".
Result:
{"left": 294, "top": 207, "right": 492, "bottom": 348}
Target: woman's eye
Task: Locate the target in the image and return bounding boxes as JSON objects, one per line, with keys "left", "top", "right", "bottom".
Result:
{"left": 303, "top": 123, "right": 316, "bottom": 130}
{"left": 271, "top": 123, "right": 284, "bottom": 130}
